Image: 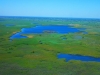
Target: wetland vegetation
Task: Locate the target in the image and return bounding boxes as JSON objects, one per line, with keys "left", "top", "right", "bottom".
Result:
{"left": 0, "top": 16, "right": 100, "bottom": 75}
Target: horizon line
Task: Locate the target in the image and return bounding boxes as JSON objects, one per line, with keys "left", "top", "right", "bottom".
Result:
{"left": 0, "top": 16, "right": 100, "bottom": 19}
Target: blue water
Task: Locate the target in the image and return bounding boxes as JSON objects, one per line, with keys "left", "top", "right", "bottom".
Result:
{"left": 21, "top": 25, "right": 79, "bottom": 34}
{"left": 10, "top": 33, "right": 27, "bottom": 40}
{"left": 58, "top": 54, "right": 100, "bottom": 62}
{"left": 10, "top": 25, "right": 85, "bottom": 40}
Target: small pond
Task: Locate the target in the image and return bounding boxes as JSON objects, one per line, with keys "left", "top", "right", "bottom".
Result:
{"left": 10, "top": 25, "right": 86, "bottom": 40}
{"left": 74, "top": 35, "right": 82, "bottom": 40}
{"left": 58, "top": 54, "right": 100, "bottom": 62}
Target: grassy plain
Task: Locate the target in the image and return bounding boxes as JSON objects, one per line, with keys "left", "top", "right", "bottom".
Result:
{"left": 0, "top": 17, "right": 100, "bottom": 75}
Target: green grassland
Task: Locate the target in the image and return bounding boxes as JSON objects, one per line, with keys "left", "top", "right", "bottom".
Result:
{"left": 0, "top": 17, "right": 100, "bottom": 75}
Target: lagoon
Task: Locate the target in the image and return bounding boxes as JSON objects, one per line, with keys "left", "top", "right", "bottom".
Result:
{"left": 10, "top": 25, "right": 83, "bottom": 40}
{"left": 58, "top": 54, "right": 100, "bottom": 62}
{"left": 21, "top": 25, "right": 80, "bottom": 34}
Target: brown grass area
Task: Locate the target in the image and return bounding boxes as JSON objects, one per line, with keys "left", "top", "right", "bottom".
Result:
{"left": 12, "top": 32, "right": 17, "bottom": 34}
{"left": 27, "top": 35, "right": 34, "bottom": 38}
{"left": 88, "top": 32, "right": 98, "bottom": 35}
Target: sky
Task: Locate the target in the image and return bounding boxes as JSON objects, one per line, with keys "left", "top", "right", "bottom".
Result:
{"left": 0, "top": 0, "right": 100, "bottom": 18}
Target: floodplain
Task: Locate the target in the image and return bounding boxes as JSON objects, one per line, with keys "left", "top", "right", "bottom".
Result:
{"left": 0, "top": 16, "right": 100, "bottom": 75}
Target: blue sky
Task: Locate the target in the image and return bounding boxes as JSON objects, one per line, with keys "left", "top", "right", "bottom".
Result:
{"left": 0, "top": 0, "right": 100, "bottom": 18}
